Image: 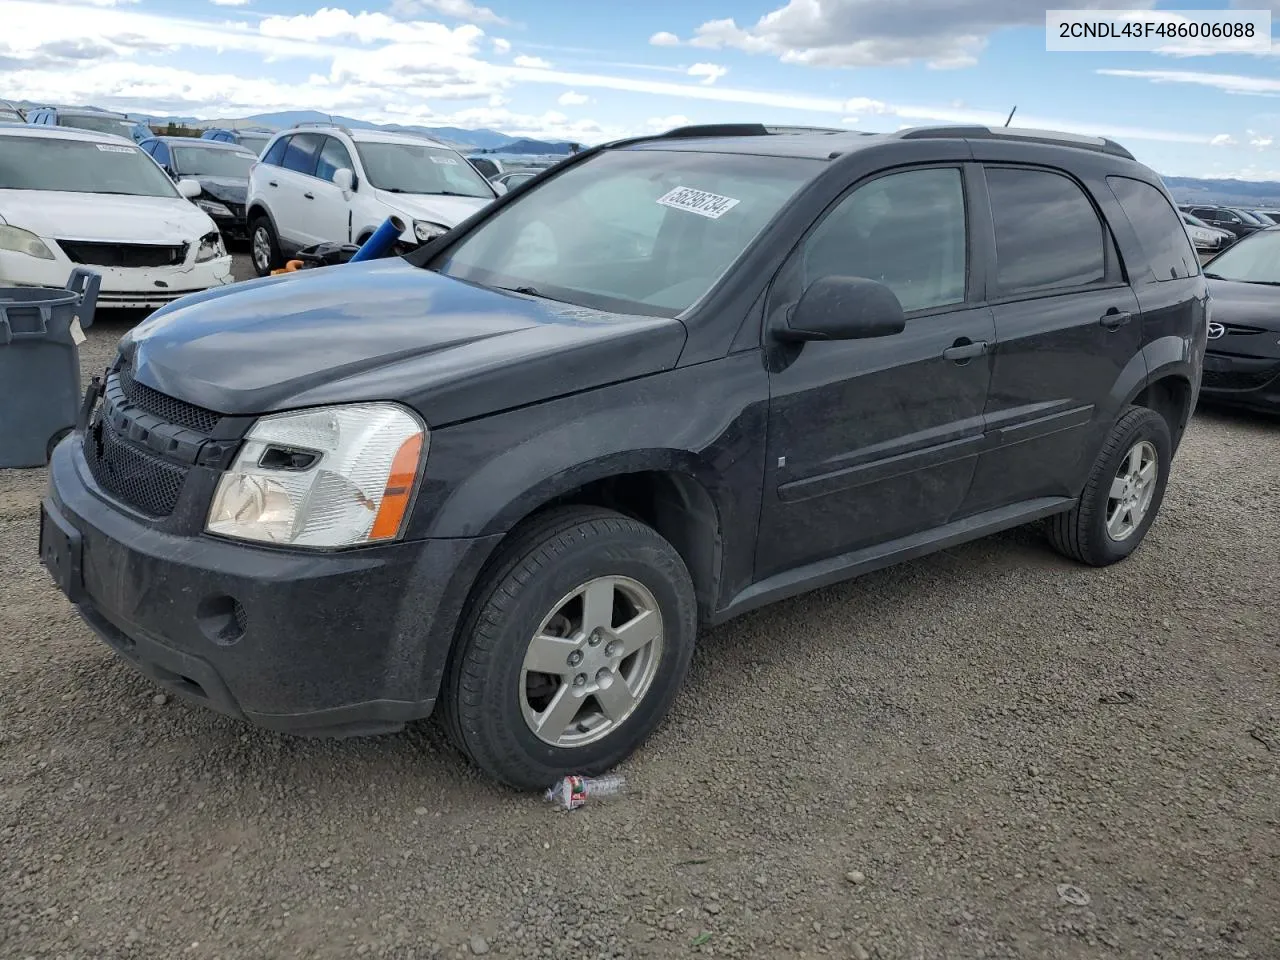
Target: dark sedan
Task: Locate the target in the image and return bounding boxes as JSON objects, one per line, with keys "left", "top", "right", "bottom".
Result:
{"left": 139, "top": 136, "right": 255, "bottom": 243}
{"left": 1201, "top": 228, "right": 1280, "bottom": 414}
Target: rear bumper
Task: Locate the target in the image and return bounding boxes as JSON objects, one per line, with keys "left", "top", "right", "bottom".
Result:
{"left": 40, "top": 436, "right": 501, "bottom": 736}
{"left": 1199, "top": 352, "right": 1280, "bottom": 413}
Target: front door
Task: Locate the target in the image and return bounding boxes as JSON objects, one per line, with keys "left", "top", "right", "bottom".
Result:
{"left": 964, "top": 164, "right": 1144, "bottom": 513}
{"left": 755, "top": 165, "right": 995, "bottom": 581}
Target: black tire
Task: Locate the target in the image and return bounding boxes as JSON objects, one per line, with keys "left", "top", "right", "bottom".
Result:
{"left": 250, "top": 216, "right": 282, "bottom": 277}
{"left": 46, "top": 427, "right": 71, "bottom": 462}
{"left": 441, "top": 506, "right": 698, "bottom": 790}
{"left": 1047, "top": 405, "right": 1172, "bottom": 566}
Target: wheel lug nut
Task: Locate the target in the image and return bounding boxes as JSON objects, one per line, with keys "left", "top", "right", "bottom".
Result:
{"left": 588, "top": 632, "right": 602, "bottom": 646}
{"left": 567, "top": 650, "right": 583, "bottom": 667}
{"left": 596, "top": 668, "right": 611, "bottom": 683}
{"left": 573, "top": 673, "right": 587, "bottom": 687}
{"left": 605, "top": 641, "right": 620, "bottom": 657}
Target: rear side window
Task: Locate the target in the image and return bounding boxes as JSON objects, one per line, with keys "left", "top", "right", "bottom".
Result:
{"left": 986, "top": 167, "right": 1106, "bottom": 296}
{"left": 1107, "top": 176, "right": 1198, "bottom": 281}
{"left": 281, "top": 133, "right": 322, "bottom": 176}
{"left": 262, "top": 136, "right": 289, "bottom": 167}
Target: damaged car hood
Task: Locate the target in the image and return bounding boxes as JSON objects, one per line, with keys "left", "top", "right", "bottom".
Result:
{"left": 120, "top": 258, "right": 688, "bottom": 426}
{"left": 0, "top": 189, "right": 217, "bottom": 243}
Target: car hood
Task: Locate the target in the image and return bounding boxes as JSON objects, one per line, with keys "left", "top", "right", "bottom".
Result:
{"left": 119, "top": 258, "right": 687, "bottom": 426}
{"left": 372, "top": 189, "right": 491, "bottom": 228}
{"left": 192, "top": 176, "right": 247, "bottom": 205}
{"left": 0, "top": 189, "right": 216, "bottom": 243}
{"left": 1206, "top": 277, "right": 1280, "bottom": 330}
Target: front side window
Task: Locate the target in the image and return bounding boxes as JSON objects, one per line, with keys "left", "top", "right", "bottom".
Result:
{"left": 433, "top": 148, "right": 821, "bottom": 316}
{"left": 316, "top": 137, "right": 354, "bottom": 183}
{"left": 281, "top": 133, "right": 322, "bottom": 175}
{"left": 152, "top": 142, "right": 171, "bottom": 168}
{"left": 799, "top": 167, "right": 967, "bottom": 313}
{"left": 1107, "top": 176, "right": 1198, "bottom": 281}
{"left": 354, "top": 141, "right": 494, "bottom": 198}
{"left": 987, "top": 167, "right": 1106, "bottom": 296}
{"left": 173, "top": 146, "right": 255, "bottom": 178}
{"left": 0, "top": 135, "right": 179, "bottom": 197}
{"left": 1204, "top": 230, "right": 1280, "bottom": 284}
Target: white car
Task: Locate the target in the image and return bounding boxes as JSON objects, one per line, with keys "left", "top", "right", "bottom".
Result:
{"left": 245, "top": 124, "right": 498, "bottom": 276}
{"left": 1181, "top": 211, "right": 1233, "bottom": 253}
{"left": 0, "top": 126, "right": 232, "bottom": 309}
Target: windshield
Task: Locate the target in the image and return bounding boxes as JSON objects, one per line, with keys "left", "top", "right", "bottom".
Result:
{"left": 238, "top": 133, "right": 271, "bottom": 154}
{"left": 173, "top": 146, "right": 254, "bottom": 178}
{"left": 1204, "top": 229, "right": 1280, "bottom": 283}
{"left": 1251, "top": 211, "right": 1277, "bottom": 225}
{"left": 355, "top": 140, "right": 494, "bottom": 198}
{"left": 1231, "top": 208, "right": 1265, "bottom": 225}
{"left": 0, "top": 110, "right": 21, "bottom": 122}
{"left": 0, "top": 135, "right": 178, "bottom": 197}
{"left": 432, "top": 148, "right": 821, "bottom": 316}
{"left": 59, "top": 114, "right": 133, "bottom": 136}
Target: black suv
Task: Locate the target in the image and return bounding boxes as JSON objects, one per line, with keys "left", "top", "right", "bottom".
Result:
{"left": 40, "top": 123, "right": 1208, "bottom": 789}
{"left": 1182, "top": 204, "right": 1269, "bottom": 241}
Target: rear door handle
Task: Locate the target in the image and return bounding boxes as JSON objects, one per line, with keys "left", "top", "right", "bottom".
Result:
{"left": 303, "top": 192, "right": 315, "bottom": 200}
{"left": 268, "top": 180, "right": 278, "bottom": 188}
{"left": 1100, "top": 309, "right": 1132, "bottom": 330}
{"left": 942, "top": 338, "right": 989, "bottom": 362}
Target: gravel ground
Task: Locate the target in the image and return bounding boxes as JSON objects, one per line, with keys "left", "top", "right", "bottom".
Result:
{"left": 2, "top": 254, "right": 1277, "bottom": 960}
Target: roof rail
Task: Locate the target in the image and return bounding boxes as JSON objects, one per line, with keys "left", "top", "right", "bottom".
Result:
{"left": 897, "top": 125, "right": 1136, "bottom": 160}
{"left": 294, "top": 121, "right": 352, "bottom": 134}
{"left": 658, "top": 122, "right": 851, "bottom": 140}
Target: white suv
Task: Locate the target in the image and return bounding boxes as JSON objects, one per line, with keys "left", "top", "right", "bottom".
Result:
{"left": 245, "top": 124, "right": 498, "bottom": 276}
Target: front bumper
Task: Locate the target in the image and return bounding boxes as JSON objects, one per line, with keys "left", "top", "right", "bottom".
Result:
{"left": 40, "top": 436, "right": 501, "bottom": 736}
{"left": 1199, "top": 352, "right": 1280, "bottom": 413}
{"left": 0, "top": 249, "right": 233, "bottom": 309}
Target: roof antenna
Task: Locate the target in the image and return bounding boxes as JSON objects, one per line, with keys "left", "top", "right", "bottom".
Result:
{"left": 1003, "top": 105, "right": 1017, "bottom": 127}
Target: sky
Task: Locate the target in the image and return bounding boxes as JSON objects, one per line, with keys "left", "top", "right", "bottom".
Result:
{"left": 1, "top": 0, "right": 1279, "bottom": 179}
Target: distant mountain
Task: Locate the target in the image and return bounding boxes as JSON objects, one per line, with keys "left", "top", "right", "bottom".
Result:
{"left": 194, "top": 111, "right": 547, "bottom": 152}
{"left": 1162, "top": 175, "right": 1280, "bottom": 207}
{"left": 479, "top": 138, "right": 577, "bottom": 155}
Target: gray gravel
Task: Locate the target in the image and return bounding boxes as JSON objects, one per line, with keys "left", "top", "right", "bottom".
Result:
{"left": 2, "top": 254, "right": 1277, "bottom": 959}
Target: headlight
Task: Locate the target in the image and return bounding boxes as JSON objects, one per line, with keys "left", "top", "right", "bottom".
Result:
{"left": 413, "top": 220, "right": 449, "bottom": 243}
{"left": 196, "top": 199, "right": 233, "bottom": 218}
{"left": 194, "top": 231, "right": 226, "bottom": 262}
{"left": 206, "top": 403, "right": 427, "bottom": 548}
{"left": 0, "top": 225, "right": 55, "bottom": 260}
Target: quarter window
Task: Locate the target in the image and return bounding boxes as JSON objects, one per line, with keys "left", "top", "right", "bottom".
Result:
{"left": 261, "top": 136, "right": 290, "bottom": 167}
{"left": 1107, "top": 176, "right": 1198, "bottom": 281}
{"left": 800, "top": 167, "right": 968, "bottom": 313}
{"left": 986, "top": 167, "right": 1106, "bottom": 296}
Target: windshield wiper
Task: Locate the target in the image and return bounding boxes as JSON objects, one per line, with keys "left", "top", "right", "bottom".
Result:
{"left": 1203, "top": 272, "right": 1225, "bottom": 279}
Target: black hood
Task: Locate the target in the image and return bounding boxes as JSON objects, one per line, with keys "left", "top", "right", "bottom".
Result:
{"left": 119, "top": 259, "right": 687, "bottom": 426}
{"left": 194, "top": 176, "right": 248, "bottom": 205}
{"left": 1206, "top": 277, "right": 1280, "bottom": 329}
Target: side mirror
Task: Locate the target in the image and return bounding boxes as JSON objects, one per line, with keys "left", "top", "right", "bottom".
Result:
{"left": 492, "top": 181, "right": 508, "bottom": 196}
{"left": 176, "top": 178, "right": 201, "bottom": 199}
{"left": 777, "top": 275, "right": 907, "bottom": 342}
{"left": 334, "top": 168, "right": 356, "bottom": 192}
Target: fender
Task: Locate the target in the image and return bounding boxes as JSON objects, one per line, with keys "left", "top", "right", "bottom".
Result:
{"left": 1141, "top": 333, "right": 1199, "bottom": 391}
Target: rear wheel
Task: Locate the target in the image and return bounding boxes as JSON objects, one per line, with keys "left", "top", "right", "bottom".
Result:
{"left": 250, "top": 216, "right": 282, "bottom": 277}
{"left": 441, "top": 506, "right": 698, "bottom": 790}
{"left": 1047, "top": 405, "right": 1172, "bottom": 566}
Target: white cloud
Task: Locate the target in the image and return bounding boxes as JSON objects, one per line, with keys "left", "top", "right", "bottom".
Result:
{"left": 649, "top": 31, "right": 680, "bottom": 46}
{"left": 687, "top": 62, "right": 727, "bottom": 85}
{"left": 685, "top": 0, "right": 1159, "bottom": 69}
{"left": 557, "top": 90, "right": 591, "bottom": 106}
{"left": 1250, "top": 134, "right": 1275, "bottom": 148}
{"left": 1210, "top": 134, "right": 1238, "bottom": 146}
{"left": 209, "top": 0, "right": 250, "bottom": 6}
{"left": 645, "top": 115, "right": 691, "bottom": 132}
{"left": 387, "top": 0, "right": 508, "bottom": 26}
{"left": 491, "top": 37, "right": 510, "bottom": 54}
{"left": 1099, "top": 68, "right": 1280, "bottom": 96}
{"left": 840, "top": 116, "right": 860, "bottom": 125}
{"left": 513, "top": 55, "right": 552, "bottom": 69}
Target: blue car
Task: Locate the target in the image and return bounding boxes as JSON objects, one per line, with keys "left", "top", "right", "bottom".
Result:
{"left": 26, "top": 106, "right": 151, "bottom": 144}
{"left": 201, "top": 128, "right": 273, "bottom": 156}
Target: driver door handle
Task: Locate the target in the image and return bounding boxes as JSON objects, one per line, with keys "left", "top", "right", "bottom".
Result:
{"left": 1100, "top": 309, "right": 1132, "bottom": 330}
{"left": 268, "top": 180, "right": 278, "bottom": 188}
{"left": 303, "top": 192, "right": 315, "bottom": 200}
{"left": 943, "top": 338, "right": 989, "bottom": 362}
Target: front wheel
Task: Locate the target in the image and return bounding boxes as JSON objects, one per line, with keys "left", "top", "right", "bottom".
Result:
{"left": 1047, "top": 405, "right": 1172, "bottom": 566}
{"left": 441, "top": 506, "right": 698, "bottom": 790}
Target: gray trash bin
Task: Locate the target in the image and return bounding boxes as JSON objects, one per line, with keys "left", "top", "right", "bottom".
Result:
{"left": 0, "top": 268, "right": 101, "bottom": 468}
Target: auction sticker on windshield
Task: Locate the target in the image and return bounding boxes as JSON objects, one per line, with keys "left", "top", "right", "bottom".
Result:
{"left": 430, "top": 156, "right": 459, "bottom": 165}
{"left": 656, "top": 186, "right": 740, "bottom": 219}
{"left": 95, "top": 144, "right": 134, "bottom": 154}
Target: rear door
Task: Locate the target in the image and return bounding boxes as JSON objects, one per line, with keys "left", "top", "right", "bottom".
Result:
{"left": 756, "top": 164, "right": 996, "bottom": 579}
{"left": 273, "top": 132, "right": 324, "bottom": 248}
{"left": 963, "top": 163, "right": 1143, "bottom": 513}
